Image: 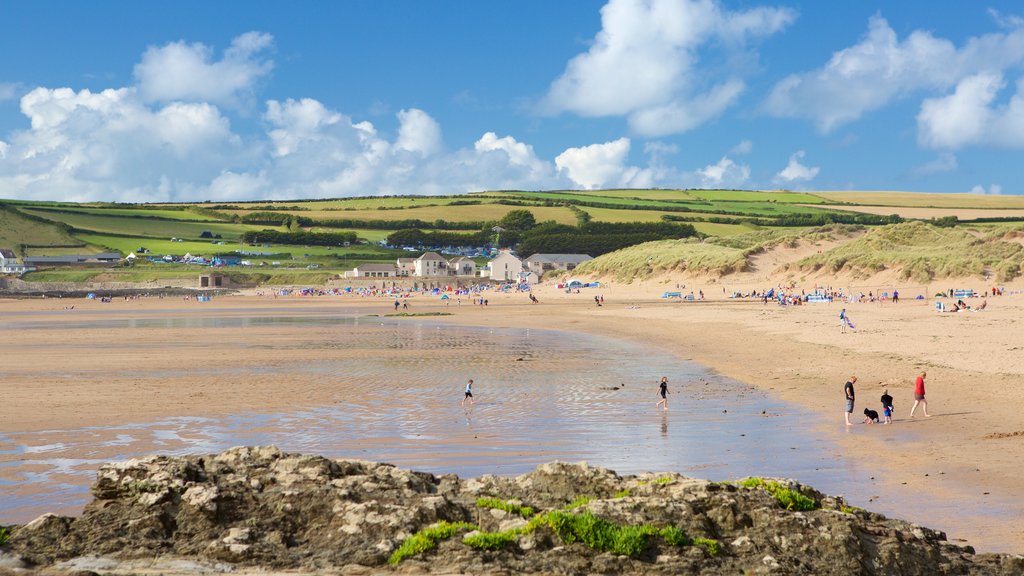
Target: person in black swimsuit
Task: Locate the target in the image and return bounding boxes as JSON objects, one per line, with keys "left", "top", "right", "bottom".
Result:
{"left": 656, "top": 376, "right": 669, "bottom": 410}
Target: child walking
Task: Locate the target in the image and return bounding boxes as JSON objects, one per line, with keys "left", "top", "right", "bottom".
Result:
{"left": 880, "top": 389, "right": 894, "bottom": 424}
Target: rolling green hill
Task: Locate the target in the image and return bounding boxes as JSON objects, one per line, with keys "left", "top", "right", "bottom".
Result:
{"left": 4, "top": 188, "right": 1022, "bottom": 286}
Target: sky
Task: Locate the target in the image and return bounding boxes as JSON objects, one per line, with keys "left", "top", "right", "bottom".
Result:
{"left": 1, "top": 0, "right": 1023, "bottom": 202}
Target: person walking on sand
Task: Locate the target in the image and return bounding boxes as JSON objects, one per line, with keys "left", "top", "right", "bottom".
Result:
{"left": 839, "top": 308, "right": 848, "bottom": 333}
{"left": 656, "top": 376, "right": 669, "bottom": 410}
{"left": 461, "top": 379, "right": 475, "bottom": 407}
{"left": 844, "top": 376, "right": 857, "bottom": 426}
{"left": 910, "top": 371, "right": 931, "bottom": 417}
{"left": 881, "top": 389, "right": 894, "bottom": 424}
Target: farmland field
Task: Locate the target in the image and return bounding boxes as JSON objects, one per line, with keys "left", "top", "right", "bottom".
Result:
{"left": 21, "top": 209, "right": 282, "bottom": 240}
{"left": 176, "top": 196, "right": 499, "bottom": 211}
{"left": 0, "top": 206, "right": 86, "bottom": 254}
{"left": 816, "top": 191, "right": 1024, "bottom": 209}
{"left": 74, "top": 232, "right": 396, "bottom": 260}
{"left": 822, "top": 205, "right": 1024, "bottom": 220}
{"left": 686, "top": 190, "right": 832, "bottom": 204}
{"left": 41, "top": 206, "right": 224, "bottom": 221}
{"left": 222, "top": 204, "right": 578, "bottom": 224}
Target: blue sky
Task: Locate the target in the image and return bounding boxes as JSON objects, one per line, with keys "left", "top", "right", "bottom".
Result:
{"left": 1, "top": 0, "right": 1022, "bottom": 202}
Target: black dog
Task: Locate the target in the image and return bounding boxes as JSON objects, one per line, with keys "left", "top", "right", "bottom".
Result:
{"left": 863, "top": 408, "right": 879, "bottom": 424}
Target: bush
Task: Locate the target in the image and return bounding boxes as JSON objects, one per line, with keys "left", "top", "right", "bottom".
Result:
{"left": 240, "top": 230, "right": 358, "bottom": 246}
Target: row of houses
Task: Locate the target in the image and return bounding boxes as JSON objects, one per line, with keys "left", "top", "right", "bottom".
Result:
{"left": 345, "top": 251, "right": 592, "bottom": 283}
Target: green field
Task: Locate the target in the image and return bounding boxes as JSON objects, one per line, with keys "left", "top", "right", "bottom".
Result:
{"left": 223, "top": 203, "right": 578, "bottom": 224}
{"left": 6, "top": 188, "right": 1020, "bottom": 287}
{"left": 40, "top": 206, "right": 224, "bottom": 221}
{"left": 22, "top": 209, "right": 282, "bottom": 240}
{"left": 75, "top": 232, "right": 395, "bottom": 260}
{"left": 180, "top": 196, "right": 486, "bottom": 211}
{"left": 686, "top": 190, "right": 832, "bottom": 204}
{"left": 0, "top": 206, "right": 87, "bottom": 255}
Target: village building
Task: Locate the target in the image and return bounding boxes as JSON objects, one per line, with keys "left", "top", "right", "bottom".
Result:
{"left": 524, "top": 253, "right": 593, "bottom": 277}
{"left": 485, "top": 250, "right": 524, "bottom": 282}
{"left": 396, "top": 257, "right": 416, "bottom": 276}
{"left": 414, "top": 252, "right": 447, "bottom": 277}
{"left": 447, "top": 256, "right": 477, "bottom": 276}
{"left": 0, "top": 249, "right": 35, "bottom": 274}
{"left": 23, "top": 252, "right": 121, "bottom": 266}
{"left": 347, "top": 263, "right": 397, "bottom": 278}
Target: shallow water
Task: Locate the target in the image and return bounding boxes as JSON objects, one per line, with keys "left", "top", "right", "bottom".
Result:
{"left": 0, "top": 311, "right": 1015, "bottom": 550}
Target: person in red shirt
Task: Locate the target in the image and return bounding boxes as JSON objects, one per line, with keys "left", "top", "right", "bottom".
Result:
{"left": 910, "top": 371, "right": 931, "bottom": 417}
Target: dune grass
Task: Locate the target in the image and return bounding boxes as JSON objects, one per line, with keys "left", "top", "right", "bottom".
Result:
{"left": 574, "top": 225, "right": 861, "bottom": 281}
{"left": 791, "top": 221, "right": 1024, "bottom": 282}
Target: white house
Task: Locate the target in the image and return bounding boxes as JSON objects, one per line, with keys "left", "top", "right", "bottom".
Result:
{"left": 448, "top": 256, "right": 477, "bottom": 276}
{"left": 396, "top": 257, "right": 416, "bottom": 276}
{"left": 0, "top": 249, "right": 33, "bottom": 275}
{"left": 347, "top": 263, "right": 397, "bottom": 278}
{"left": 414, "top": 252, "right": 447, "bottom": 277}
{"left": 525, "top": 253, "right": 593, "bottom": 276}
{"left": 486, "top": 250, "right": 524, "bottom": 282}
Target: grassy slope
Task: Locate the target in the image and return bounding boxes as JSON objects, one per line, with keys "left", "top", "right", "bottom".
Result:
{"left": 791, "top": 222, "right": 1024, "bottom": 282}
{"left": 75, "top": 232, "right": 398, "bottom": 258}
{"left": 21, "top": 209, "right": 279, "bottom": 240}
{"left": 575, "top": 225, "right": 858, "bottom": 281}
{"left": 0, "top": 207, "right": 87, "bottom": 255}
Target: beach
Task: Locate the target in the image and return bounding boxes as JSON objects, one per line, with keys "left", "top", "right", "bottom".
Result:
{"left": 1, "top": 285, "right": 1022, "bottom": 553}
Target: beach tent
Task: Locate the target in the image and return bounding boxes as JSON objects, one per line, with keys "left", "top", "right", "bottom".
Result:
{"left": 440, "top": 294, "right": 450, "bottom": 300}
{"left": 566, "top": 279, "right": 584, "bottom": 289}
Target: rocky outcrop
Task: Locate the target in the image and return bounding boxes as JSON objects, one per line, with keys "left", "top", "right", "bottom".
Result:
{"left": 1, "top": 446, "right": 1021, "bottom": 575}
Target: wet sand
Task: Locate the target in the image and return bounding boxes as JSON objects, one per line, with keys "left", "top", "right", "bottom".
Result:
{"left": 1, "top": 292, "right": 1023, "bottom": 552}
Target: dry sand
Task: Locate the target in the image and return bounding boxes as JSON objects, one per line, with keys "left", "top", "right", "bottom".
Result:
{"left": 2, "top": 279, "right": 1024, "bottom": 552}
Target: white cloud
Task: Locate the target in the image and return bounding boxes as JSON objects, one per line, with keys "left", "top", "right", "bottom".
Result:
{"left": 764, "top": 15, "right": 1024, "bottom": 132}
{"left": 0, "top": 30, "right": 709, "bottom": 201}
{"left": 0, "top": 86, "right": 244, "bottom": 201}
{"left": 626, "top": 78, "right": 745, "bottom": 136}
{"left": 775, "top": 150, "right": 819, "bottom": 182}
{"left": 917, "top": 73, "right": 1024, "bottom": 149}
{"left": 543, "top": 0, "right": 794, "bottom": 136}
{"left": 394, "top": 108, "right": 443, "bottom": 156}
{"left": 697, "top": 156, "right": 750, "bottom": 187}
{"left": 0, "top": 82, "right": 19, "bottom": 102}
{"left": 989, "top": 8, "right": 1024, "bottom": 30}
{"left": 555, "top": 138, "right": 633, "bottom": 189}
{"left": 134, "top": 31, "right": 274, "bottom": 108}
{"left": 913, "top": 152, "right": 958, "bottom": 176}
{"left": 730, "top": 139, "right": 753, "bottom": 155}
{"left": 969, "top": 183, "right": 1003, "bottom": 195}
